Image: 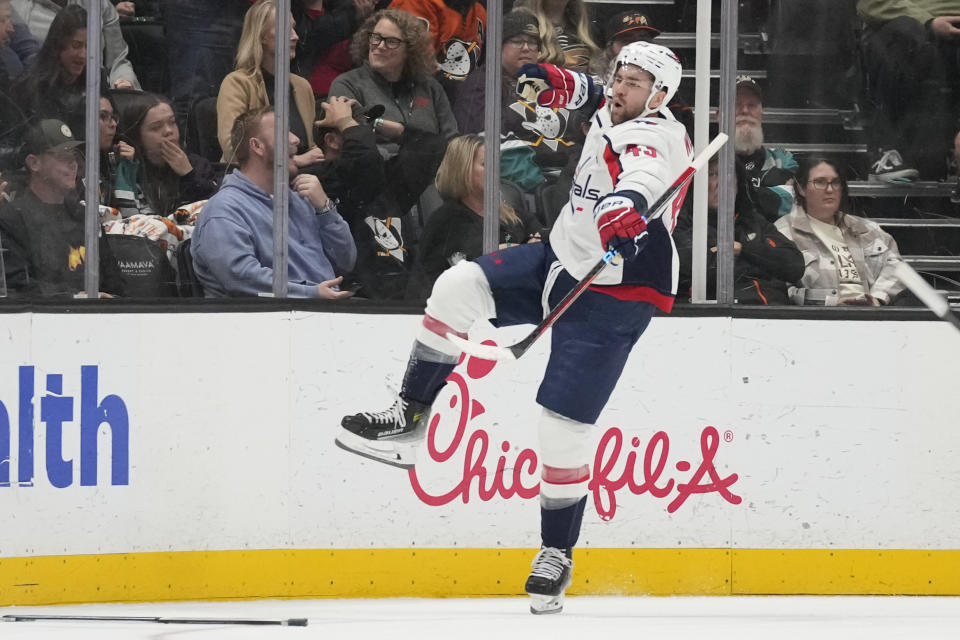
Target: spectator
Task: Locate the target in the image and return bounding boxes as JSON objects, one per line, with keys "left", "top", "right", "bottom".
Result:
{"left": 329, "top": 9, "right": 456, "bottom": 215}
{"left": 388, "top": 0, "right": 486, "bottom": 89}
{"left": 734, "top": 75, "right": 798, "bottom": 222}
{"left": 0, "top": 119, "right": 125, "bottom": 298}
{"left": 514, "top": 0, "right": 599, "bottom": 72}
{"left": 859, "top": 0, "right": 958, "bottom": 181}
{"left": 774, "top": 158, "right": 905, "bottom": 306}
{"left": 454, "top": 9, "right": 580, "bottom": 179}
{"left": 407, "top": 133, "right": 542, "bottom": 301}
{"left": 217, "top": 0, "right": 322, "bottom": 167}
{"left": 10, "top": 5, "right": 101, "bottom": 141}
{"left": 163, "top": 0, "right": 248, "bottom": 123}
{"left": 111, "top": 0, "right": 138, "bottom": 19}
{"left": 330, "top": 9, "right": 458, "bottom": 159}
{"left": 191, "top": 106, "right": 356, "bottom": 298}
{"left": 593, "top": 9, "right": 660, "bottom": 79}
{"left": 0, "top": 0, "right": 18, "bottom": 141}
{"left": 13, "top": 0, "right": 139, "bottom": 89}
{"left": 312, "top": 95, "right": 385, "bottom": 217}
{"left": 293, "top": 0, "right": 374, "bottom": 97}
{"left": 97, "top": 93, "right": 126, "bottom": 206}
{"left": 114, "top": 91, "right": 219, "bottom": 216}
{"left": 312, "top": 95, "right": 412, "bottom": 300}
{"left": 675, "top": 157, "right": 804, "bottom": 304}
{"left": 1, "top": 4, "right": 39, "bottom": 78}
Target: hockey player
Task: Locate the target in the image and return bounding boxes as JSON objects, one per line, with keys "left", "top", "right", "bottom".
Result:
{"left": 337, "top": 41, "right": 692, "bottom": 614}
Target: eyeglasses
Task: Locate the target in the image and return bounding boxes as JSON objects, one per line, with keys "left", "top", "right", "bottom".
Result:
{"left": 808, "top": 177, "right": 843, "bottom": 191}
{"left": 505, "top": 37, "right": 540, "bottom": 51}
{"left": 612, "top": 74, "right": 652, "bottom": 91}
{"left": 99, "top": 110, "right": 118, "bottom": 123}
{"left": 369, "top": 32, "right": 405, "bottom": 50}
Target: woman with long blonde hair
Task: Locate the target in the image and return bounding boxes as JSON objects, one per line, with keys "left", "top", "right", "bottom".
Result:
{"left": 408, "top": 134, "right": 541, "bottom": 299}
{"left": 216, "top": 0, "right": 323, "bottom": 166}
{"left": 514, "top": 0, "right": 600, "bottom": 71}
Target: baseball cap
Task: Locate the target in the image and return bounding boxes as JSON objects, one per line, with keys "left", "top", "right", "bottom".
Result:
{"left": 605, "top": 10, "right": 661, "bottom": 43}
{"left": 22, "top": 119, "right": 84, "bottom": 156}
{"left": 736, "top": 75, "right": 763, "bottom": 101}
{"left": 502, "top": 10, "right": 540, "bottom": 44}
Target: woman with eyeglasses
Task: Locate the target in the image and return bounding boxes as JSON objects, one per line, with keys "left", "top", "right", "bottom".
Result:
{"left": 97, "top": 94, "right": 129, "bottom": 207}
{"left": 453, "top": 9, "right": 582, "bottom": 178}
{"left": 514, "top": 0, "right": 600, "bottom": 73}
{"left": 328, "top": 9, "right": 457, "bottom": 217}
{"left": 774, "top": 158, "right": 905, "bottom": 306}
{"left": 217, "top": 0, "right": 322, "bottom": 167}
{"left": 329, "top": 9, "right": 457, "bottom": 159}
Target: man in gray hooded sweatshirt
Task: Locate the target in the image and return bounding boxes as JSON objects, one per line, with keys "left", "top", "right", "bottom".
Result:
{"left": 192, "top": 106, "right": 356, "bottom": 298}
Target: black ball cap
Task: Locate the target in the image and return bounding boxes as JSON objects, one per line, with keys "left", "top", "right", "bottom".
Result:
{"left": 23, "top": 119, "right": 84, "bottom": 156}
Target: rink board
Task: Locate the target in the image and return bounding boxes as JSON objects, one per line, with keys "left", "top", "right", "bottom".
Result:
{"left": 1, "top": 311, "right": 959, "bottom": 603}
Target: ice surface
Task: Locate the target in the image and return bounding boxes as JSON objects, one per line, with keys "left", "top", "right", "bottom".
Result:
{"left": 2, "top": 596, "right": 959, "bottom": 640}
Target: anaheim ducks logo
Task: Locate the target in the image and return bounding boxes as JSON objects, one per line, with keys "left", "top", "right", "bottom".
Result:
{"left": 438, "top": 18, "right": 484, "bottom": 81}
{"left": 67, "top": 245, "right": 85, "bottom": 271}
{"left": 509, "top": 99, "right": 575, "bottom": 152}
{"left": 439, "top": 37, "right": 482, "bottom": 80}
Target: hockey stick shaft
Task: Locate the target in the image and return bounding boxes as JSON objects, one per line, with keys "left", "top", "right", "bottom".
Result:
{"left": 1, "top": 614, "right": 308, "bottom": 626}
{"left": 512, "top": 151, "right": 714, "bottom": 353}
{"left": 448, "top": 133, "right": 728, "bottom": 361}
{"left": 893, "top": 262, "right": 960, "bottom": 333}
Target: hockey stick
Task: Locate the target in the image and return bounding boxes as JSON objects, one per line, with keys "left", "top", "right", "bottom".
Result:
{"left": 1, "top": 613, "right": 308, "bottom": 626}
{"left": 446, "top": 132, "right": 729, "bottom": 361}
{"left": 893, "top": 262, "right": 960, "bottom": 333}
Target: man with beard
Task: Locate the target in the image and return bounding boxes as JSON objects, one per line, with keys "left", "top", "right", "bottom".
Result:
{"left": 337, "top": 41, "right": 693, "bottom": 614}
{"left": 734, "top": 76, "right": 798, "bottom": 222}
{"left": 190, "top": 106, "right": 357, "bottom": 298}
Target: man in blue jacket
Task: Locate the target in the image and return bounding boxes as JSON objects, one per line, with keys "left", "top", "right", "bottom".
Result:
{"left": 192, "top": 105, "right": 357, "bottom": 299}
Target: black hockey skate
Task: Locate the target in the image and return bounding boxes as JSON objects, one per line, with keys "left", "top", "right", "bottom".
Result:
{"left": 335, "top": 395, "right": 430, "bottom": 469}
{"left": 524, "top": 547, "right": 573, "bottom": 614}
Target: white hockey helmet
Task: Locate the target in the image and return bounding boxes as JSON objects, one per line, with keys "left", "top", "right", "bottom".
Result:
{"left": 614, "top": 41, "right": 682, "bottom": 116}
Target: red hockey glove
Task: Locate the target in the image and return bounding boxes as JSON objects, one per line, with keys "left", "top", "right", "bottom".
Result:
{"left": 516, "top": 63, "right": 598, "bottom": 110}
{"left": 596, "top": 196, "right": 649, "bottom": 260}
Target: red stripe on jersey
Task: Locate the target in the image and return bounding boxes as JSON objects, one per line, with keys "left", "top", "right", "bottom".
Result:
{"left": 603, "top": 140, "right": 622, "bottom": 186}
{"left": 542, "top": 464, "right": 590, "bottom": 485}
{"left": 589, "top": 284, "right": 675, "bottom": 313}
{"left": 422, "top": 313, "right": 467, "bottom": 339}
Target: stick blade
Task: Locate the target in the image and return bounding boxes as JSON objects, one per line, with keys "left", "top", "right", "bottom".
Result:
{"left": 894, "top": 262, "right": 960, "bottom": 333}
{"left": 446, "top": 333, "right": 518, "bottom": 361}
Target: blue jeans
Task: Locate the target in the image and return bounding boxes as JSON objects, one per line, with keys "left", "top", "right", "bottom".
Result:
{"left": 163, "top": 0, "right": 248, "bottom": 121}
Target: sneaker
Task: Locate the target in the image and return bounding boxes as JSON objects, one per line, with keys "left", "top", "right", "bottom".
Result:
{"left": 869, "top": 149, "right": 919, "bottom": 183}
{"left": 335, "top": 394, "right": 430, "bottom": 469}
{"left": 525, "top": 547, "right": 573, "bottom": 615}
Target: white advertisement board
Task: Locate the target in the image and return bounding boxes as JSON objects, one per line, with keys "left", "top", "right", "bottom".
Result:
{"left": 1, "top": 311, "right": 959, "bottom": 559}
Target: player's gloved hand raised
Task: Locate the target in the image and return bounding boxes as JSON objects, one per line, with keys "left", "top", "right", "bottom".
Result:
{"left": 517, "top": 63, "right": 597, "bottom": 110}
{"left": 595, "top": 196, "right": 649, "bottom": 260}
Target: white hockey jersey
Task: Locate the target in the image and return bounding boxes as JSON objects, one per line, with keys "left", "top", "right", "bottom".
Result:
{"left": 549, "top": 105, "right": 693, "bottom": 312}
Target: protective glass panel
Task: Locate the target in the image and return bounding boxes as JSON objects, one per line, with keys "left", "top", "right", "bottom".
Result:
{"left": 3, "top": 0, "right": 951, "bottom": 310}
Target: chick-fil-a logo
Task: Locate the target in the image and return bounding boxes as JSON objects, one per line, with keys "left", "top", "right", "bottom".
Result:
{"left": 408, "top": 347, "right": 742, "bottom": 519}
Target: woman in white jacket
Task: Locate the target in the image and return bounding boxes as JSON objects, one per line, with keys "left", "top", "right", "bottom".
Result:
{"left": 774, "top": 157, "right": 905, "bottom": 306}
